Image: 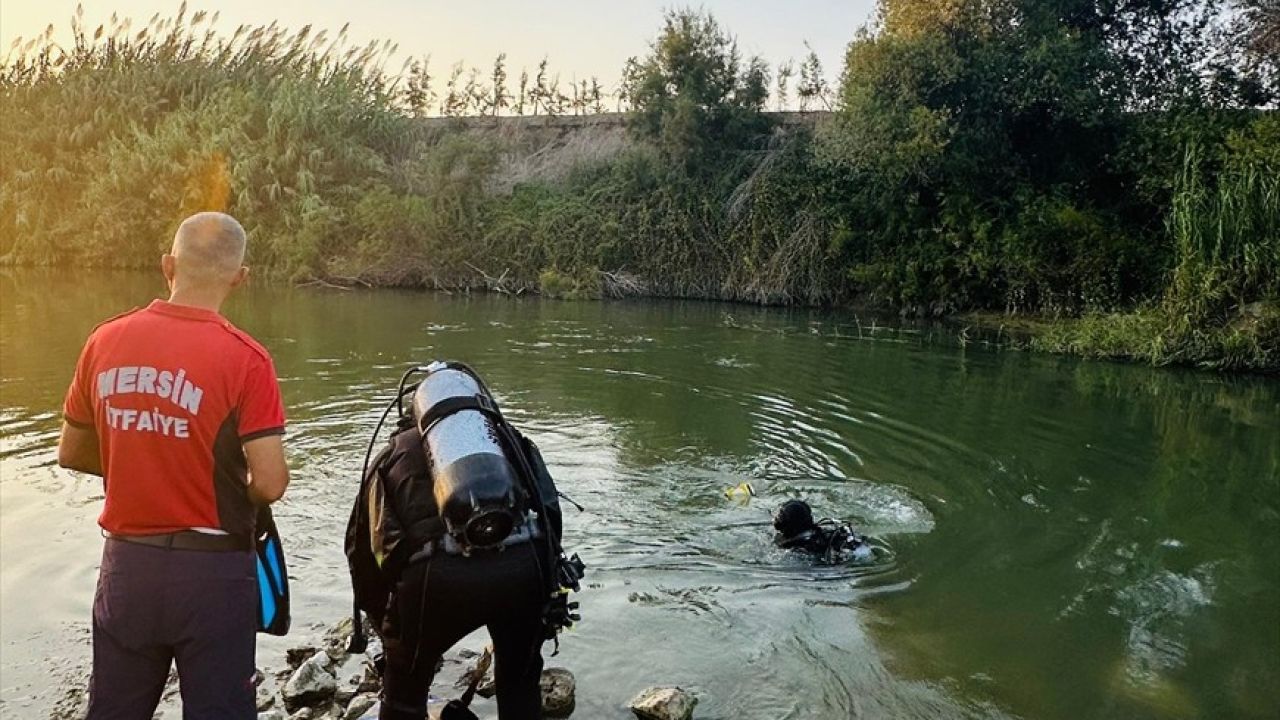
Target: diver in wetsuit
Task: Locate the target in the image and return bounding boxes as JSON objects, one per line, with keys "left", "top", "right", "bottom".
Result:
{"left": 772, "top": 499, "right": 873, "bottom": 563}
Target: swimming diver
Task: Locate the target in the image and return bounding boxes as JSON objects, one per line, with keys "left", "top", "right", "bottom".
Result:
{"left": 772, "top": 499, "right": 873, "bottom": 563}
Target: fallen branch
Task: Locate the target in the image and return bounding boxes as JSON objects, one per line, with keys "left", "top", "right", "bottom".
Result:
{"left": 464, "top": 262, "right": 512, "bottom": 294}
{"left": 296, "top": 278, "right": 351, "bottom": 291}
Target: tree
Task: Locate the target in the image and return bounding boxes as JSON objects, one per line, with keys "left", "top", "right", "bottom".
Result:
{"left": 621, "top": 9, "right": 772, "bottom": 169}
{"left": 403, "top": 56, "right": 435, "bottom": 117}
{"left": 775, "top": 60, "right": 794, "bottom": 111}
{"left": 589, "top": 76, "right": 606, "bottom": 113}
{"left": 796, "top": 43, "right": 829, "bottom": 111}
{"left": 441, "top": 62, "right": 466, "bottom": 116}
{"left": 818, "top": 0, "right": 1149, "bottom": 313}
{"left": 515, "top": 68, "right": 529, "bottom": 115}
{"left": 530, "top": 58, "right": 550, "bottom": 115}
{"left": 1232, "top": 0, "right": 1280, "bottom": 102}
{"left": 463, "top": 66, "right": 487, "bottom": 115}
{"left": 489, "top": 53, "right": 510, "bottom": 116}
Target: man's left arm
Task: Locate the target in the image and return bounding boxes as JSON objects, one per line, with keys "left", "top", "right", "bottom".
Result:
{"left": 58, "top": 422, "right": 102, "bottom": 476}
{"left": 239, "top": 352, "right": 289, "bottom": 504}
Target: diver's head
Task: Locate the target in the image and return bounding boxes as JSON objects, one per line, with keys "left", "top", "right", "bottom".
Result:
{"left": 773, "top": 499, "right": 816, "bottom": 539}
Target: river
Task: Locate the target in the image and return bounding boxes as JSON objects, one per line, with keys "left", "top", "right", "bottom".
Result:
{"left": 1, "top": 270, "right": 1277, "bottom": 719}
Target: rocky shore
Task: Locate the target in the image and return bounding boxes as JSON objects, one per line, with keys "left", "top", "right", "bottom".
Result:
{"left": 256, "top": 619, "right": 696, "bottom": 720}
{"left": 53, "top": 618, "right": 697, "bottom": 720}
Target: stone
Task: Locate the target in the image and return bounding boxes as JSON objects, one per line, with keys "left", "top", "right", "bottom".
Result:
{"left": 333, "top": 654, "right": 372, "bottom": 703}
{"left": 283, "top": 653, "right": 339, "bottom": 711}
{"left": 325, "top": 617, "right": 355, "bottom": 653}
{"left": 257, "top": 682, "right": 277, "bottom": 711}
{"left": 289, "top": 709, "right": 315, "bottom": 720}
{"left": 355, "top": 663, "right": 382, "bottom": 694}
{"left": 343, "top": 692, "right": 380, "bottom": 720}
{"left": 326, "top": 615, "right": 378, "bottom": 655}
{"left": 288, "top": 645, "right": 321, "bottom": 669}
{"left": 628, "top": 686, "right": 697, "bottom": 720}
{"left": 540, "top": 668, "right": 576, "bottom": 717}
{"left": 455, "top": 646, "right": 493, "bottom": 694}
{"left": 361, "top": 634, "right": 384, "bottom": 664}
{"left": 258, "top": 711, "right": 287, "bottom": 720}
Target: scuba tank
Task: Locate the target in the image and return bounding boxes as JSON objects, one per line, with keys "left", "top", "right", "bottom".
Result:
{"left": 346, "top": 361, "right": 584, "bottom": 657}
{"left": 411, "top": 362, "right": 526, "bottom": 552}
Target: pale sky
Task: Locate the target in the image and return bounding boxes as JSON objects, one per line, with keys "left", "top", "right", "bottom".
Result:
{"left": 1, "top": 0, "right": 878, "bottom": 103}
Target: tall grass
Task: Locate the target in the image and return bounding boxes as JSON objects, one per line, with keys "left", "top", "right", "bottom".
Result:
{"left": 0, "top": 5, "right": 411, "bottom": 274}
{"left": 1034, "top": 142, "right": 1279, "bottom": 372}
{"left": 1167, "top": 148, "right": 1280, "bottom": 319}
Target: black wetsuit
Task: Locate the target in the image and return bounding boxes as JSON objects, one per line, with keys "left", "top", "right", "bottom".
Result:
{"left": 380, "top": 542, "right": 546, "bottom": 720}
{"left": 776, "top": 524, "right": 870, "bottom": 562}
{"left": 372, "top": 428, "right": 547, "bottom": 720}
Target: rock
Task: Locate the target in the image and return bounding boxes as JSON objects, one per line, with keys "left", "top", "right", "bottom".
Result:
{"left": 283, "top": 653, "right": 338, "bottom": 711}
{"left": 628, "top": 686, "right": 697, "bottom": 720}
{"left": 289, "top": 709, "right": 315, "bottom": 720}
{"left": 540, "top": 668, "right": 576, "bottom": 717}
{"left": 343, "top": 693, "right": 379, "bottom": 720}
{"left": 455, "top": 646, "right": 493, "bottom": 694}
{"left": 325, "top": 617, "right": 356, "bottom": 653}
{"left": 326, "top": 615, "right": 378, "bottom": 655}
{"left": 257, "top": 682, "right": 277, "bottom": 710}
{"left": 354, "top": 662, "right": 382, "bottom": 694}
{"left": 258, "top": 711, "right": 287, "bottom": 720}
{"left": 288, "top": 645, "right": 321, "bottom": 669}
{"left": 361, "top": 634, "right": 384, "bottom": 664}
{"left": 333, "top": 654, "right": 373, "bottom": 704}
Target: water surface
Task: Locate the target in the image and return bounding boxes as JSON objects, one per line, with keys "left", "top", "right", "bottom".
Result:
{"left": 2, "top": 270, "right": 1277, "bottom": 719}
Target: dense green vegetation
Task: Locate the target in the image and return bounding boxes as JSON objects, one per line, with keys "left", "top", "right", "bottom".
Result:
{"left": 1, "top": 2, "right": 1276, "bottom": 370}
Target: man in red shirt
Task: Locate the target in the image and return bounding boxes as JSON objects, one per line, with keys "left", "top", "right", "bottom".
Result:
{"left": 58, "top": 212, "right": 290, "bottom": 719}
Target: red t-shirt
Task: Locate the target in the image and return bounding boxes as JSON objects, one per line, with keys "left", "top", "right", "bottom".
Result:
{"left": 63, "top": 300, "right": 286, "bottom": 537}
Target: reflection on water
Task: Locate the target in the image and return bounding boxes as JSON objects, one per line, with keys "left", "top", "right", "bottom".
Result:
{"left": 1, "top": 269, "right": 1277, "bottom": 719}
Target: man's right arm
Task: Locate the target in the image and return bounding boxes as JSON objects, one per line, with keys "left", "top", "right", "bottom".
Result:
{"left": 245, "top": 434, "right": 289, "bottom": 505}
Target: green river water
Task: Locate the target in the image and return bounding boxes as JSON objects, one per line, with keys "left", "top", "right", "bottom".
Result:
{"left": 1, "top": 270, "right": 1277, "bottom": 719}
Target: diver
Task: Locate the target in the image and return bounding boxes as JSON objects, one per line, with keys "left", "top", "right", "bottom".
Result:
{"left": 772, "top": 499, "right": 873, "bottom": 563}
{"left": 346, "top": 362, "right": 583, "bottom": 720}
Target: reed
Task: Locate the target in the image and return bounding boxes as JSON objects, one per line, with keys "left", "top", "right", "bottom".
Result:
{"left": 1033, "top": 143, "right": 1279, "bottom": 372}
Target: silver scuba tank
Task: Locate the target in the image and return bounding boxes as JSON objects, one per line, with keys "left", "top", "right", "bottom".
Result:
{"left": 411, "top": 362, "right": 524, "bottom": 552}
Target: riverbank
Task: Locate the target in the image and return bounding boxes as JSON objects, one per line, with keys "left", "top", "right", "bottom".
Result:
{"left": 2, "top": 6, "right": 1275, "bottom": 374}
{"left": 962, "top": 304, "right": 1279, "bottom": 374}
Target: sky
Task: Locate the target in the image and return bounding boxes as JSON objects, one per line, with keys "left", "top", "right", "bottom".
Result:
{"left": 2, "top": 0, "right": 879, "bottom": 103}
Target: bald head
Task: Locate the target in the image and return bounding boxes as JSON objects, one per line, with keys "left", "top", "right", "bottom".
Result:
{"left": 170, "top": 212, "right": 247, "bottom": 286}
